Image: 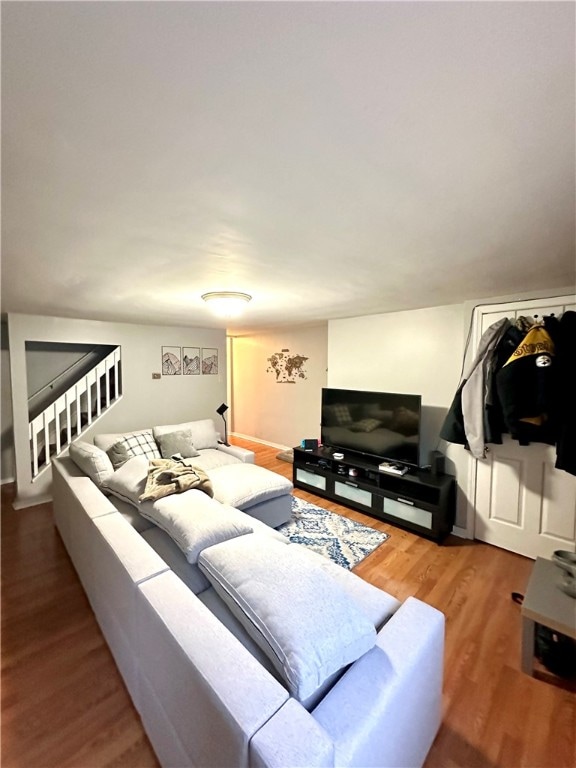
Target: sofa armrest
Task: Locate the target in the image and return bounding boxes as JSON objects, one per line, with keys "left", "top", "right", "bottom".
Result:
{"left": 218, "top": 443, "right": 255, "bottom": 463}
{"left": 137, "top": 571, "right": 289, "bottom": 768}
{"left": 313, "top": 597, "right": 445, "bottom": 768}
{"left": 250, "top": 698, "right": 334, "bottom": 768}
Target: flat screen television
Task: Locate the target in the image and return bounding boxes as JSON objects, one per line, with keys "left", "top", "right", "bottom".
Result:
{"left": 320, "top": 387, "right": 422, "bottom": 467}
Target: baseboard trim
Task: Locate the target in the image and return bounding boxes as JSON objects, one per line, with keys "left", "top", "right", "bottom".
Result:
{"left": 1, "top": 476, "right": 15, "bottom": 486}
{"left": 229, "top": 432, "right": 290, "bottom": 451}
{"left": 451, "top": 525, "right": 469, "bottom": 540}
{"left": 12, "top": 492, "right": 53, "bottom": 510}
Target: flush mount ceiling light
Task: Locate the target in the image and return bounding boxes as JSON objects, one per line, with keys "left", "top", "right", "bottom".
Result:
{"left": 201, "top": 292, "right": 252, "bottom": 318}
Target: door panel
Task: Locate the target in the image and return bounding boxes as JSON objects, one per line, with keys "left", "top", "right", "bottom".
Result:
{"left": 471, "top": 295, "right": 576, "bottom": 558}
{"left": 475, "top": 438, "right": 576, "bottom": 559}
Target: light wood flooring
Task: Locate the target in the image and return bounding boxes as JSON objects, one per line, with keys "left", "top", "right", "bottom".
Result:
{"left": 2, "top": 438, "right": 575, "bottom": 767}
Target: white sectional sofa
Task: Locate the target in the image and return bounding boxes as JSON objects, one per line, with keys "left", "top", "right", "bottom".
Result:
{"left": 53, "top": 419, "right": 445, "bottom": 768}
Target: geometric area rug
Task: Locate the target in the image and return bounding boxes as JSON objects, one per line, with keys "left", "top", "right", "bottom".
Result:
{"left": 277, "top": 496, "right": 389, "bottom": 570}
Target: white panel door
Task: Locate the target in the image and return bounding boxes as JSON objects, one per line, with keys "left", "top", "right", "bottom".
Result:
{"left": 471, "top": 295, "right": 576, "bottom": 559}
{"left": 475, "top": 437, "right": 576, "bottom": 559}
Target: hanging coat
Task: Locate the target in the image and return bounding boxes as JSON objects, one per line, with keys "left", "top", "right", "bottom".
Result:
{"left": 440, "top": 317, "right": 511, "bottom": 458}
{"left": 484, "top": 318, "right": 535, "bottom": 445}
{"left": 495, "top": 323, "right": 557, "bottom": 445}
{"left": 554, "top": 310, "right": 576, "bottom": 475}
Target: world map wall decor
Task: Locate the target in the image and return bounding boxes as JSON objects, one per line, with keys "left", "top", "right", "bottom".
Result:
{"left": 266, "top": 349, "right": 309, "bottom": 383}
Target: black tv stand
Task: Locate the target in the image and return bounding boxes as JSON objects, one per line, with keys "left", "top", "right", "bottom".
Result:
{"left": 292, "top": 446, "right": 455, "bottom": 542}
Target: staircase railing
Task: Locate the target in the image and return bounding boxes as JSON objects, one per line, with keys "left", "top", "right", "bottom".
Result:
{"left": 29, "top": 347, "right": 122, "bottom": 479}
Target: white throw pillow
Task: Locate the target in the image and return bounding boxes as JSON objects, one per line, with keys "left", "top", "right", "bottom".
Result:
{"left": 68, "top": 441, "right": 114, "bottom": 488}
{"left": 106, "top": 456, "right": 149, "bottom": 506}
{"left": 198, "top": 535, "right": 377, "bottom": 702}
{"left": 153, "top": 419, "right": 219, "bottom": 451}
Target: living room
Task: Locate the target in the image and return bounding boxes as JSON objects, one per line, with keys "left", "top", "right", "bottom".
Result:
{"left": 2, "top": 2, "right": 575, "bottom": 767}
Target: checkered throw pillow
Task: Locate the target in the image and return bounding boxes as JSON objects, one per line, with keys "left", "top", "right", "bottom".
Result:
{"left": 108, "top": 430, "right": 161, "bottom": 469}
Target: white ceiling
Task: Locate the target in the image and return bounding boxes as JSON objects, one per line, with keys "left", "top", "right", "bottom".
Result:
{"left": 2, "top": 1, "right": 575, "bottom": 333}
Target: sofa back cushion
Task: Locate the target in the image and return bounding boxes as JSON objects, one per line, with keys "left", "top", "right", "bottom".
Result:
{"left": 153, "top": 419, "right": 219, "bottom": 451}
{"left": 68, "top": 441, "right": 114, "bottom": 488}
{"left": 198, "top": 535, "right": 377, "bottom": 702}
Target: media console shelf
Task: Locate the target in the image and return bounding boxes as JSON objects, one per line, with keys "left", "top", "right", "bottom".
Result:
{"left": 293, "top": 446, "right": 456, "bottom": 542}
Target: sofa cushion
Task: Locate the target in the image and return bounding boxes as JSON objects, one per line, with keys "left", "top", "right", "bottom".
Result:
{"left": 106, "top": 457, "right": 254, "bottom": 563}
{"left": 140, "top": 494, "right": 254, "bottom": 564}
{"left": 107, "top": 431, "right": 161, "bottom": 469}
{"left": 208, "top": 463, "right": 293, "bottom": 510}
{"left": 141, "top": 527, "right": 211, "bottom": 594}
{"left": 106, "top": 456, "right": 149, "bottom": 506}
{"left": 293, "top": 545, "right": 401, "bottom": 630}
{"left": 154, "top": 428, "right": 201, "bottom": 459}
{"left": 198, "top": 535, "right": 377, "bottom": 702}
{"left": 68, "top": 441, "right": 114, "bottom": 488}
{"left": 154, "top": 419, "right": 219, "bottom": 451}
{"left": 109, "top": 496, "right": 155, "bottom": 533}
{"left": 186, "top": 449, "right": 243, "bottom": 472}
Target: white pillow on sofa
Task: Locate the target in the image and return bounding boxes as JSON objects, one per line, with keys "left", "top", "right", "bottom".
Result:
{"left": 153, "top": 419, "right": 219, "bottom": 451}
{"left": 198, "top": 535, "right": 377, "bottom": 702}
{"left": 68, "top": 441, "right": 114, "bottom": 488}
{"left": 106, "top": 456, "right": 149, "bottom": 506}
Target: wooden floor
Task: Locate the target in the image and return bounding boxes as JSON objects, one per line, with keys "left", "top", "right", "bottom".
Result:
{"left": 2, "top": 438, "right": 575, "bottom": 768}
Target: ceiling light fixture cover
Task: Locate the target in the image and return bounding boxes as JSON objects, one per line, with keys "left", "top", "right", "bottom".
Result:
{"left": 201, "top": 291, "right": 252, "bottom": 318}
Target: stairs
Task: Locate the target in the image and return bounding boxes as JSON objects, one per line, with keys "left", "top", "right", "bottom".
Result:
{"left": 29, "top": 347, "right": 122, "bottom": 479}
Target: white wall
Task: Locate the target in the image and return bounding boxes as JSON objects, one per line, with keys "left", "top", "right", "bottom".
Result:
{"left": 231, "top": 325, "right": 328, "bottom": 448}
{"left": 8, "top": 313, "right": 226, "bottom": 506}
{"left": 328, "top": 303, "right": 470, "bottom": 527}
{"left": 26, "top": 342, "right": 97, "bottom": 397}
{"left": 328, "top": 304, "right": 465, "bottom": 462}
{"left": 1, "top": 324, "right": 15, "bottom": 483}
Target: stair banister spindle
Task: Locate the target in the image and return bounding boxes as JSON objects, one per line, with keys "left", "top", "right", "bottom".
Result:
{"left": 30, "top": 421, "right": 39, "bottom": 478}
{"left": 104, "top": 353, "right": 112, "bottom": 408}
{"left": 95, "top": 365, "right": 102, "bottom": 417}
{"left": 76, "top": 383, "right": 82, "bottom": 436}
{"left": 43, "top": 406, "right": 54, "bottom": 467}
{"left": 54, "top": 401, "right": 61, "bottom": 455}
{"left": 114, "top": 347, "right": 120, "bottom": 399}
{"left": 66, "top": 391, "right": 73, "bottom": 446}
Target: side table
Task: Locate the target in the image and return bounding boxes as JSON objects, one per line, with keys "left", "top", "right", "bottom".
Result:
{"left": 521, "top": 557, "right": 576, "bottom": 675}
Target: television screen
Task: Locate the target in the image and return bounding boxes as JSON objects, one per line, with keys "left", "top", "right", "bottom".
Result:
{"left": 321, "top": 388, "right": 422, "bottom": 467}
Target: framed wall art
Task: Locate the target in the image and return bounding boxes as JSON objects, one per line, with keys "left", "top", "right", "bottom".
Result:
{"left": 202, "top": 348, "right": 218, "bottom": 375}
{"left": 162, "top": 346, "right": 182, "bottom": 375}
{"left": 183, "top": 347, "right": 201, "bottom": 375}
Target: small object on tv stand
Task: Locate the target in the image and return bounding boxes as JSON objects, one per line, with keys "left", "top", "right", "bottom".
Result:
{"left": 429, "top": 450, "right": 445, "bottom": 477}
{"left": 378, "top": 462, "right": 409, "bottom": 476}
